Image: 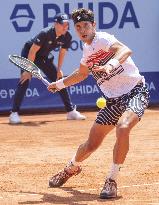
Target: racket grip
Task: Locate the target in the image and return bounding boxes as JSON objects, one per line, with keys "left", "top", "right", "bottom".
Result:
{"left": 41, "top": 77, "right": 57, "bottom": 93}
{"left": 41, "top": 78, "right": 50, "bottom": 86}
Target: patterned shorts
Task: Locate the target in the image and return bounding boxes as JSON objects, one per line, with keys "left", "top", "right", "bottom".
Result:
{"left": 95, "top": 83, "right": 150, "bottom": 125}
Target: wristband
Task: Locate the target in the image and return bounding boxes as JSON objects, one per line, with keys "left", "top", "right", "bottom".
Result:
{"left": 56, "top": 79, "right": 66, "bottom": 90}
{"left": 107, "top": 58, "right": 120, "bottom": 68}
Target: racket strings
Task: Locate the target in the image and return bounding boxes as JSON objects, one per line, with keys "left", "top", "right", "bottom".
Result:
{"left": 9, "top": 55, "right": 42, "bottom": 79}
{"left": 16, "top": 59, "right": 41, "bottom": 78}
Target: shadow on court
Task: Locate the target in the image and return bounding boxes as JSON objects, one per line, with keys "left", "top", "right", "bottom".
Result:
{"left": 1, "top": 120, "right": 67, "bottom": 126}
{"left": 18, "top": 187, "right": 122, "bottom": 204}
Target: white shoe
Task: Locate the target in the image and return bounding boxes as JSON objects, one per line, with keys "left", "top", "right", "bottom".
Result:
{"left": 9, "top": 112, "right": 21, "bottom": 124}
{"left": 67, "top": 108, "right": 86, "bottom": 120}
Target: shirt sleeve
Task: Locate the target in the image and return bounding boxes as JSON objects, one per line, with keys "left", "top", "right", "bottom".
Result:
{"left": 80, "top": 56, "right": 87, "bottom": 66}
{"left": 32, "top": 31, "right": 47, "bottom": 46}
{"left": 62, "top": 32, "right": 72, "bottom": 49}
{"left": 101, "top": 34, "right": 118, "bottom": 51}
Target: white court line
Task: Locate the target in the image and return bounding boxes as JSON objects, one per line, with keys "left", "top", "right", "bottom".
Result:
{"left": 17, "top": 194, "right": 28, "bottom": 197}
{"left": 118, "top": 182, "right": 159, "bottom": 189}
{"left": 0, "top": 182, "right": 158, "bottom": 200}
{"left": 124, "top": 200, "right": 159, "bottom": 204}
{"left": 88, "top": 188, "right": 96, "bottom": 191}
{"left": 78, "top": 189, "right": 98, "bottom": 192}
{"left": 28, "top": 193, "right": 41, "bottom": 196}
{"left": 78, "top": 190, "right": 85, "bottom": 192}
{"left": 52, "top": 192, "right": 62, "bottom": 194}
{"left": 65, "top": 182, "right": 159, "bottom": 192}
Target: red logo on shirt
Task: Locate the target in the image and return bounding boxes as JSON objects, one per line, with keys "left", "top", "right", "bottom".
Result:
{"left": 86, "top": 49, "right": 114, "bottom": 69}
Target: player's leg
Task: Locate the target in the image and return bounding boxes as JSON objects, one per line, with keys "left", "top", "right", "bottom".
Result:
{"left": 114, "top": 110, "right": 139, "bottom": 164}
{"left": 100, "top": 110, "right": 139, "bottom": 199}
{"left": 38, "top": 59, "right": 74, "bottom": 111}
{"left": 71, "top": 122, "right": 114, "bottom": 162}
{"left": 9, "top": 79, "right": 30, "bottom": 124}
{"left": 49, "top": 122, "right": 114, "bottom": 187}
{"left": 100, "top": 83, "right": 150, "bottom": 199}
{"left": 49, "top": 101, "right": 119, "bottom": 187}
{"left": 9, "top": 45, "right": 30, "bottom": 124}
{"left": 113, "top": 83, "right": 149, "bottom": 172}
{"left": 39, "top": 59, "right": 86, "bottom": 120}
{"left": 59, "top": 88, "right": 86, "bottom": 120}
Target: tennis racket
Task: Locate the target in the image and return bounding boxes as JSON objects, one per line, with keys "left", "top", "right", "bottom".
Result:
{"left": 9, "top": 54, "right": 57, "bottom": 92}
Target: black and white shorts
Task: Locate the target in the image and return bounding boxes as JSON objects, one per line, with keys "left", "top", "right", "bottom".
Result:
{"left": 95, "top": 83, "right": 150, "bottom": 125}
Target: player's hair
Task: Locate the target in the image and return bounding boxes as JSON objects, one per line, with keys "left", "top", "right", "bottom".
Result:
{"left": 71, "top": 8, "right": 94, "bottom": 25}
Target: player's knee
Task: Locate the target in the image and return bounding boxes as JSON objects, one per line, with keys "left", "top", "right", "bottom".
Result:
{"left": 116, "top": 121, "right": 131, "bottom": 135}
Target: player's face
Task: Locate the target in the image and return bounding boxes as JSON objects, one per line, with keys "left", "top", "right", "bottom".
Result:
{"left": 55, "top": 22, "right": 69, "bottom": 35}
{"left": 74, "top": 21, "right": 96, "bottom": 44}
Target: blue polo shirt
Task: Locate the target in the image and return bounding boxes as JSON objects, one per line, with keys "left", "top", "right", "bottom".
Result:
{"left": 25, "top": 27, "right": 72, "bottom": 58}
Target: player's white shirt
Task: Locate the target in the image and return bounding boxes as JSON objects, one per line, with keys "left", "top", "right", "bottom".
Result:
{"left": 80, "top": 32, "right": 144, "bottom": 98}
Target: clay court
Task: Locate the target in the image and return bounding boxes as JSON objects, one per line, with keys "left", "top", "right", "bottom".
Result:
{"left": 0, "top": 108, "right": 159, "bottom": 205}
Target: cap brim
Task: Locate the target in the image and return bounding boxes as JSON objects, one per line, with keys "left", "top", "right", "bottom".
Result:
{"left": 59, "top": 20, "right": 69, "bottom": 24}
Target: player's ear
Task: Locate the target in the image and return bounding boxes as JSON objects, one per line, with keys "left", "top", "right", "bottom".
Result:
{"left": 54, "top": 22, "right": 58, "bottom": 27}
{"left": 92, "top": 21, "right": 96, "bottom": 27}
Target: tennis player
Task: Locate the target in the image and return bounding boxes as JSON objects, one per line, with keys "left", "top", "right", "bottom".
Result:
{"left": 47, "top": 8, "right": 149, "bottom": 199}
{"left": 9, "top": 13, "right": 86, "bottom": 124}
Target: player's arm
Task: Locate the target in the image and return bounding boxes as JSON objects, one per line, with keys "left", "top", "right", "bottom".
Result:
{"left": 20, "top": 43, "right": 41, "bottom": 84}
{"left": 47, "top": 63, "right": 89, "bottom": 92}
{"left": 64, "top": 63, "right": 89, "bottom": 86}
{"left": 56, "top": 32, "right": 72, "bottom": 80}
{"left": 28, "top": 43, "right": 41, "bottom": 62}
{"left": 109, "top": 41, "right": 132, "bottom": 64}
{"left": 57, "top": 48, "right": 67, "bottom": 79}
{"left": 93, "top": 42, "right": 132, "bottom": 74}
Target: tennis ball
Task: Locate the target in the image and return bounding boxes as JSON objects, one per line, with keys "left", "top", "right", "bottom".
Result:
{"left": 96, "top": 97, "right": 107, "bottom": 109}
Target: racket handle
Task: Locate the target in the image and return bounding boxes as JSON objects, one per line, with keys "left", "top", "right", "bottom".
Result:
{"left": 41, "top": 77, "right": 57, "bottom": 93}
{"left": 41, "top": 78, "right": 50, "bottom": 86}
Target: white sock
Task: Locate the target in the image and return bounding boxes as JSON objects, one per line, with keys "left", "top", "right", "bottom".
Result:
{"left": 107, "top": 163, "right": 121, "bottom": 181}
{"left": 66, "top": 154, "right": 81, "bottom": 167}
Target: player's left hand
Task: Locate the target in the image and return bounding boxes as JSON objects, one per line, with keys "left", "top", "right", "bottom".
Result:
{"left": 57, "top": 70, "right": 63, "bottom": 80}
{"left": 92, "top": 64, "right": 113, "bottom": 75}
{"left": 47, "top": 82, "right": 58, "bottom": 93}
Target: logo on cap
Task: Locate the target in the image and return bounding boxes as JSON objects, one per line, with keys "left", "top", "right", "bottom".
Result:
{"left": 54, "top": 13, "right": 69, "bottom": 24}
{"left": 61, "top": 15, "right": 68, "bottom": 20}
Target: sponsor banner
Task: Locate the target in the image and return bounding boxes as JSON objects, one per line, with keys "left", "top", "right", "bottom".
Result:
{"left": 0, "top": 0, "right": 159, "bottom": 80}
{"left": 144, "top": 72, "right": 159, "bottom": 105}
{"left": 0, "top": 72, "right": 159, "bottom": 113}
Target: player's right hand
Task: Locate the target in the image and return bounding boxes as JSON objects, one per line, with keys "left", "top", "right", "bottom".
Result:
{"left": 47, "top": 82, "right": 58, "bottom": 93}
{"left": 20, "top": 71, "right": 32, "bottom": 84}
{"left": 92, "top": 64, "right": 113, "bottom": 75}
